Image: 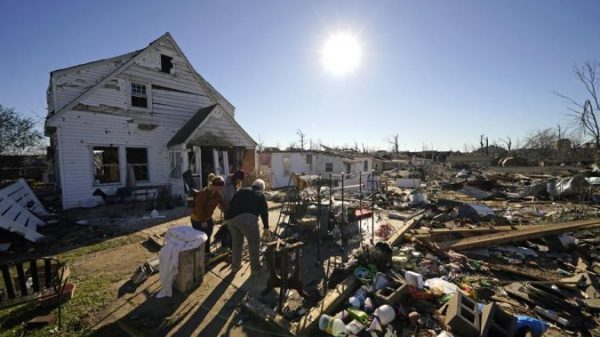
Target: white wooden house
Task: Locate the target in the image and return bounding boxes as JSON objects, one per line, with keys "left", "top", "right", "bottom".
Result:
{"left": 260, "top": 150, "right": 373, "bottom": 188}
{"left": 45, "top": 33, "right": 257, "bottom": 209}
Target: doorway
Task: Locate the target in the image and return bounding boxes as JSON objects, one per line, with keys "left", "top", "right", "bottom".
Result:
{"left": 200, "top": 147, "right": 215, "bottom": 187}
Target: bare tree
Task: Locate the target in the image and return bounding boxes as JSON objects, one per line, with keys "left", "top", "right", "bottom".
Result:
{"left": 557, "top": 61, "right": 600, "bottom": 149}
{"left": 500, "top": 137, "right": 512, "bottom": 152}
{"left": 296, "top": 129, "right": 306, "bottom": 150}
{"left": 479, "top": 134, "right": 485, "bottom": 152}
{"left": 388, "top": 134, "right": 399, "bottom": 158}
{"left": 485, "top": 136, "right": 489, "bottom": 155}
{"left": 524, "top": 128, "right": 557, "bottom": 150}
{"left": 256, "top": 136, "right": 265, "bottom": 152}
{"left": 286, "top": 141, "right": 297, "bottom": 150}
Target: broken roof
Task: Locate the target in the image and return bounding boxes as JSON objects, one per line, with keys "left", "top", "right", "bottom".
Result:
{"left": 46, "top": 32, "right": 235, "bottom": 124}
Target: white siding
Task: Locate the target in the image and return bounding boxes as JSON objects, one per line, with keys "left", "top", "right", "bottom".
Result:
{"left": 50, "top": 35, "right": 253, "bottom": 208}
{"left": 189, "top": 108, "right": 255, "bottom": 148}
{"left": 268, "top": 152, "right": 355, "bottom": 188}
{"left": 53, "top": 56, "right": 131, "bottom": 111}
{"left": 56, "top": 110, "right": 175, "bottom": 208}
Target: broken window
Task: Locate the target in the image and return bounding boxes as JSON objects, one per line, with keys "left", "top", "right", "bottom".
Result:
{"left": 131, "top": 82, "right": 148, "bottom": 108}
{"left": 283, "top": 157, "right": 290, "bottom": 176}
{"left": 325, "top": 163, "right": 333, "bottom": 172}
{"left": 93, "top": 146, "right": 120, "bottom": 185}
{"left": 161, "top": 55, "right": 173, "bottom": 74}
{"left": 364, "top": 160, "right": 368, "bottom": 171}
{"left": 169, "top": 151, "right": 182, "bottom": 178}
{"left": 306, "top": 154, "right": 312, "bottom": 165}
{"left": 126, "top": 148, "right": 149, "bottom": 182}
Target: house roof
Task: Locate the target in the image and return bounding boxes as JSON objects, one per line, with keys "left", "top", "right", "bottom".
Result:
{"left": 46, "top": 32, "right": 235, "bottom": 125}
{"left": 167, "top": 104, "right": 257, "bottom": 148}
{"left": 167, "top": 104, "right": 217, "bottom": 147}
{"left": 50, "top": 50, "right": 140, "bottom": 75}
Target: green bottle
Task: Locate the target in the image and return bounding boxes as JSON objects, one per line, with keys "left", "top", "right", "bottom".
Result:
{"left": 346, "top": 307, "right": 369, "bottom": 325}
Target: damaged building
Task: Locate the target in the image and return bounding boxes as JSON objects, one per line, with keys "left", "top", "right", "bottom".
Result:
{"left": 44, "top": 33, "right": 257, "bottom": 209}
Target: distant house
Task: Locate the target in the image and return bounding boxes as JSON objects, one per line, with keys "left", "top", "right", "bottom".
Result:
{"left": 259, "top": 149, "right": 373, "bottom": 188}
{"left": 45, "top": 33, "right": 256, "bottom": 209}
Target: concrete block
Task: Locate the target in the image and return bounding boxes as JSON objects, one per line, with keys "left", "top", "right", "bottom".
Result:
{"left": 374, "top": 279, "right": 408, "bottom": 305}
{"left": 480, "top": 303, "right": 516, "bottom": 337}
{"left": 174, "top": 244, "right": 205, "bottom": 293}
{"left": 445, "top": 291, "right": 480, "bottom": 337}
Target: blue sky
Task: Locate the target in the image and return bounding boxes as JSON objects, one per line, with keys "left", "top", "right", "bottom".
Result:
{"left": 1, "top": 1, "right": 599, "bottom": 151}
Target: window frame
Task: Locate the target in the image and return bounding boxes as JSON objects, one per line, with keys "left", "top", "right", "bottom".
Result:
{"left": 91, "top": 146, "right": 121, "bottom": 186}
{"left": 129, "top": 80, "right": 151, "bottom": 111}
{"left": 126, "top": 147, "right": 150, "bottom": 183}
{"left": 325, "top": 162, "right": 333, "bottom": 172}
{"left": 160, "top": 54, "right": 174, "bottom": 74}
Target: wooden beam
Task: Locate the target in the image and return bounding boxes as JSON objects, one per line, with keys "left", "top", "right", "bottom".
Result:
{"left": 387, "top": 211, "right": 425, "bottom": 246}
{"left": 437, "top": 218, "right": 600, "bottom": 251}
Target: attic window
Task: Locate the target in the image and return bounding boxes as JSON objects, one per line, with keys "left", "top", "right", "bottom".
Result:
{"left": 131, "top": 82, "right": 148, "bottom": 108}
{"left": 161, "top": 55, "right": 173, "bottom": 74}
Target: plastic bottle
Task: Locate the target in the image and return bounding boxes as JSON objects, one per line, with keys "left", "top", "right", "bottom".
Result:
{"left": 346, "top": 307, "right": 369, "bottom": 324}
{"left": 319, "top": 314, "right": 348, "bottom": 336}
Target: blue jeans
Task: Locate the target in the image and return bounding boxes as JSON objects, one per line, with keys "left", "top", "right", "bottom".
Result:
{"left": 191, "top": 218, "right": 214, "bottom": 254}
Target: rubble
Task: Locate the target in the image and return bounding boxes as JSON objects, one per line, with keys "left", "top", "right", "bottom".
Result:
{"left": 243, "top": 165, "right": 600, "bottom": 337}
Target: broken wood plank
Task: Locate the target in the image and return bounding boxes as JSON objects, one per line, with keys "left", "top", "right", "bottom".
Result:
{"left": 437, "top": 218, "right": 600, "bottom": 251}
{"left": 294, "top": 275, "right": 359, "bottom": 336}
{"left": 241, "top": 295, "right": 292, "bottom": 336}
{"left": 387, "top": 211, "right": 424, "bottom": 246}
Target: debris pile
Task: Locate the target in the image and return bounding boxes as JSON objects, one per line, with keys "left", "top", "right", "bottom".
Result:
{"left": 247, "top": 165, "right": 600, "bottom": 337}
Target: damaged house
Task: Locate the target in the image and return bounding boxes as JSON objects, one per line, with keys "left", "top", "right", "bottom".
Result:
{"left": 45, "top": 33, "right": 256, "bottom": 209}
{"left": 260, "top": 148, "right": 374, "bottom": 188}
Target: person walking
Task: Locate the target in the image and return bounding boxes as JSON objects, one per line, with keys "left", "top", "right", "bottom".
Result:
{"left": 226, "top": 179, "right": 270, "bottom": 274}
{"left": 190, "top": 176, "right": 227, "bottom": 256}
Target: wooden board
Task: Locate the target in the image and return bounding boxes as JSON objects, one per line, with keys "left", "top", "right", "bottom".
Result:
{"left": 387, "top": 211, "right": 425, "bottom": 246}
{"left": 293, "top": 275, "right": 359, "bottom": 336}
{"left": 437, "top": 218, "right": 600, "bottom": 251}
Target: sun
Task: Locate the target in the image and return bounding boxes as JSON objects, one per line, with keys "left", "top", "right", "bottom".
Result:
{"left": 321, "top": 32, "right": 362, "bottom": 75}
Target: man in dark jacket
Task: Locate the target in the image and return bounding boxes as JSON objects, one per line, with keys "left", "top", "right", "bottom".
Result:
{"left": 226, "top": 179, "right": 269, "bottom": 274}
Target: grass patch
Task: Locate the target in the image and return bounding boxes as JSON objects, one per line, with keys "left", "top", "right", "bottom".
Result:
{"left": 0, "top": 272, "right": 114, "bottom": 337}
{"left": 59, "top": 234, "right": 142, "bottom": 266}
{"left": 0, "top": 235, "right": 142, "bottom": 337}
